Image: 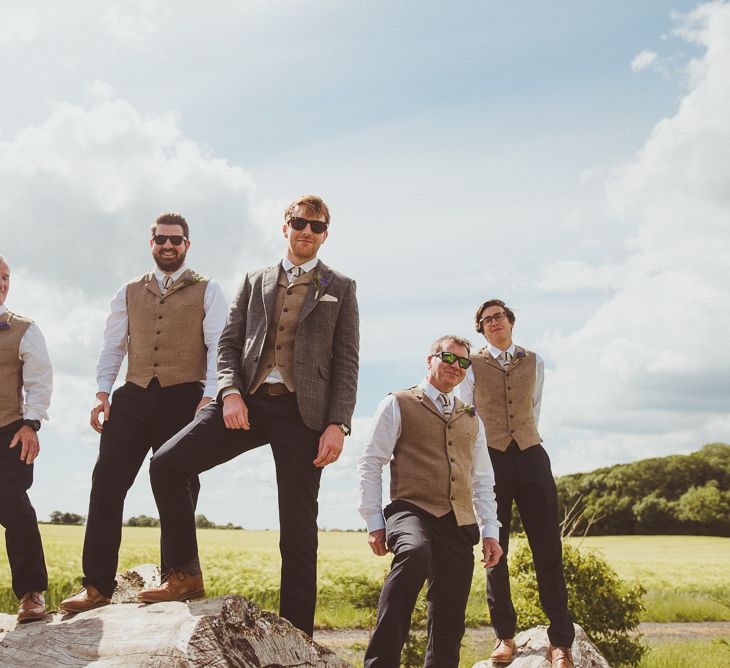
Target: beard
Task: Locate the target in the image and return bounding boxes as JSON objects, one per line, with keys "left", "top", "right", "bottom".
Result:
{"left": 153, "top": 247, "right": 187, "bottom": 272}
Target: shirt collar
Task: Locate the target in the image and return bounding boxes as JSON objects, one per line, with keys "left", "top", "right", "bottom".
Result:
{"left": 487, "top": 342, "right": 516, "bottom": 359}
{"left": 0, "top": 304, "right": 7, "bottom": 316}
{"left": 153, "top": 264, "right": 188, "bottom": 289}
{"left": 419, "top": 378, "right": 453, "bottom": 406}
{"left": 282, "top": 257, "right": 319, "bottom": 275}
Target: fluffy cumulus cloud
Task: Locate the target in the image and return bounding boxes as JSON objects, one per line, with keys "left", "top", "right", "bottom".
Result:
{"left": 541, "top": 1, "right": 730, "bottom": 473}
{"left": 630, "top": 49, "right": 659, "bottom": 72}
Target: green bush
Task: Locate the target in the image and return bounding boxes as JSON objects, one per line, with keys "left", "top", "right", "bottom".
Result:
{"left": 510, "top": 536, "right": 647, "bottom": 667}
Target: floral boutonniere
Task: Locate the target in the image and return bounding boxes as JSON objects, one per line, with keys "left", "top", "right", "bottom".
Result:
{"left": 516, "top": 350, "right": 526, "bottom": 359}
{"left": 456, "top": 403, "right": 476, "bottom": 417}
{"left": 313, "top": 270, "right": 329, "bottom": 300}
{"left": 183, "top": 271, "right": 204, "bottom": 286}
{"left": 0, "top": 321, "right": 10, "bottom": 331}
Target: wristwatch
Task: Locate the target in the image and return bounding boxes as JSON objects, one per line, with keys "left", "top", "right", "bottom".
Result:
{"left": 22, "top": 419, "right": 41, "bottom": 432}
{"left": 333, "top": 423, "right": 351, "bottom": 436}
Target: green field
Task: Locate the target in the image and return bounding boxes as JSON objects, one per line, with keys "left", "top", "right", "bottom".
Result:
{"left": 1, "top": 527, "right": 729, "bottom": 627}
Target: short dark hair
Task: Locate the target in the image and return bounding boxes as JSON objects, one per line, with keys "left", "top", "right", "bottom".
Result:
{"left": 430, "top": 335, "right": 472, "bottom": 356}
{"left": 150, "top": 212, "right": 189, "bottom": 239}
{"left": 474, "top": 299, "right": 515, "bottom": 333}
{"left": 284, "top": 195, "right": 331, "bottom": 226}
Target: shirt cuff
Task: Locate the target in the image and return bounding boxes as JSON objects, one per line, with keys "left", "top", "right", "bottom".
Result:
{"left": 480, "top": 524, "right": 501, "bottom": 540}
{"left": 97, "top": 382, "right": 113, "bottom": 395}
{"left": 202, "top": 384, "right": 217, "bottom": 398}
{"left": 23, "top": 408, "right": 48, "bottom": 422}
{"left": 221, "top": 387, "right": 241, "bottom": 398}
{"left": 365, "top": 513, "right": 386, "bottom": 533}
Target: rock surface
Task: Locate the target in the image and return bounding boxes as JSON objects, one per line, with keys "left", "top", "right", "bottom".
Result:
{"left": 472, "top": 623, "right": 610, "bottom": 667}
{"left": 0, "top": 565, "right": 350, "bottom": 667}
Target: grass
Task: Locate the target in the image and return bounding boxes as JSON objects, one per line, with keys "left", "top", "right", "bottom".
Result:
{"left": 1, "top": 528, "right": 729, "bottom": 628}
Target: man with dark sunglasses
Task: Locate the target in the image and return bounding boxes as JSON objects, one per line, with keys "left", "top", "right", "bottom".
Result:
{"left": 458, "top": 299, "right": 575, "bottom": 668}
{"left": 138, "top": 195, "right": 359, "bottom": 638}
{"left": 359, "top": 335, "right": 502, "bottom": 668}
{"left": 61, "top": 212, "right": 228, "bottom": 613}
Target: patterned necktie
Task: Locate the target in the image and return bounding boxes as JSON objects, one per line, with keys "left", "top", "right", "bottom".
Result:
{"left": 162, "top": 275, "right": 173, "bottom": 294}
{"left": 438, "top": 393, "right": 452, "bottom": 418}
{"left": 288, "top": 266, "right": 303, "bottom": 284}
{"left": 498, "top": 351, "right": 512, "bottom": 368}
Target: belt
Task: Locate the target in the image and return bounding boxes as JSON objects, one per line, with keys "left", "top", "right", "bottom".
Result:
{"left": 255, "top": 383, "right": 293, "bottom": 397}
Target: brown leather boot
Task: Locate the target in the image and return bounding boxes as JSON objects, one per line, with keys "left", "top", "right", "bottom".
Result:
{"left": 60, "top": 584, "right": 112, "bottom": 613}
{"left": 137, "top": 569, "right": 205, "bottom": 603}
{"left": 548, "top": 645, "right": 575, "bottom": 668}
{"left": 490, "top": 638, "right": 517, "bottom": 664}
{"left": 17, "top": 592, "right": 46, "bottom": 623}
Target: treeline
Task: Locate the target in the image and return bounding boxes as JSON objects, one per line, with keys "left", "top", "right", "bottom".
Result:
{"left": 127, "top": 514, "right": 242, "bottom": 530}
{"left": 551, "top": 443, "right": 730, "bottom": 536}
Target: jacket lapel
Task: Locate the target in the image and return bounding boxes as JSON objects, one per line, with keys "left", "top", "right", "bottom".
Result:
{"left": 479, "top": 347, "right": 505, "bottom": 373}
{"left": 412, "top": 386, "right": 445, "bottom": 421}
{"left": 261, "top": 264, "right": 281, "bottom": 327}
{"left": 299, "top": 260, "right": 335, "bottom": 323}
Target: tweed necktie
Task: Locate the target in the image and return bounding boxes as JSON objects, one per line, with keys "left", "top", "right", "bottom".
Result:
{"left": 162, "top": 275, "right": 173, "bottom": 294}
{"left": 498, "top": 351, "right": 512, "bottom": 368}
{"left": 288, "top": 266, "right": 303, "bottom": 284}
{"left": 438, "top": 393, "right": 452, "bottom": 418}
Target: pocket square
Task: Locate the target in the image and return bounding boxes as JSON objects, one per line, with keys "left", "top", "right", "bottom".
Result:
{"left": 319, "top": 294, "right": 339, "bottom": 302}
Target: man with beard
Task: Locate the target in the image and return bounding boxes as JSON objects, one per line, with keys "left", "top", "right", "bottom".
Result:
{"left": 0, "top": 255, "right": 53, "bottom": 623}
{"left": 138, "top": 195, "right": 359, "bottom": 638}
{"left": 61, "top": 213, "right": 228, "bottom": 613}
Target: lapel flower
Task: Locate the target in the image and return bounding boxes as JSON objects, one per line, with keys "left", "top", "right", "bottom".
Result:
{"left": 456, "top": 403, "right": 476, "bottom": 417}
{"left": 516, "top": 350, "right": 526, "bottom": 358}
{"left": 0, "top": 321, "right": 10, "bottom": 331}
{"left": 313, "top": 270, "right": 329, "bottom": 299}
{"left": 183, "top": 271, "right": 204, "bottom": 285}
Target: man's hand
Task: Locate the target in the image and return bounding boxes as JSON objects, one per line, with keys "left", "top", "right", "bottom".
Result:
{"left": 9, "top": 425, "right": 40, "bottom": 465}
{"left": 481, "top": 537, "right": 503, "bottom": 568}
{"left": 196, "top": 396, "right": 213, "bottom": 413}
{"left": 223, "top": 393, "right": 250, "bottom": 430}
{"left": 90, "top": 392, "right": 111, "bottom": 433}
{"left": 368, "top": 529, "right": 388, "bottom": 556}
{"left": 313, "top": 424, "right": 344, "bottom": 467}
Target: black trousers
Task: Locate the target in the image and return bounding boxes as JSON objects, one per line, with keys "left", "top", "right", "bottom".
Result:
{"left": 149, "top": 392, "right": 323, "bottom": 636}
{"left": 364, "top": 502, "right": 479, "bottom": 668}
{"left": 82, "top": 380, "right": 202, "bottom": 598}
{"left": 487, "top": 443, "right": 574, "bottom": 647}
{"left": 0, "top": 420, "right": 48, "bottom": 598}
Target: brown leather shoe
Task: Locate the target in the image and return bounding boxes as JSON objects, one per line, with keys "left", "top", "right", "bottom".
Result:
{"left": 60, "top": 584, "right": 112, "bottom": 613}
{"left": 137, "top": 569, "right": 205, "bottom": 603}
{"left": 548, "top": 645, "right": 574, "bottom": 668}
{"left": 490, "top": 638, "right": 517, "bottom": 664}
{"left": 17, "top": 592, "right": 46, "bottom": 623}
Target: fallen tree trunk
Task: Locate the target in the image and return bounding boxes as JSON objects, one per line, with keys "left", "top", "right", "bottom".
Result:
{"left": 0, "top": 565, "right": 350, "bottom": 667}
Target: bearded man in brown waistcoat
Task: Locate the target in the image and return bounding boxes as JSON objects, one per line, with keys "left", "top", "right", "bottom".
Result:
{"left": 358, "top": 335, "right": 502, "bottom": 668}
{"left": 459, "top": 299, "right": 575, "bottom": 668}
{"left": 0, "top": 255, "right": 53, "bottom": 623}
{"left": 61, "top": 213, "right": 228, "bottom": 613}
{"left": 139, "top": 195, "right": 359, "bottom": 638}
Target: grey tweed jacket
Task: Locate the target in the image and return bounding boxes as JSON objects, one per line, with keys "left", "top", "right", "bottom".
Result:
{"left": 216, "top": 260, "right": 360, "bottom": 432}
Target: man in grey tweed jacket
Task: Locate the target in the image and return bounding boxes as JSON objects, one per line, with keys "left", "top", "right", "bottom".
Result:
{"left": 140, "top": 195, "right": 359, "bottom": 636}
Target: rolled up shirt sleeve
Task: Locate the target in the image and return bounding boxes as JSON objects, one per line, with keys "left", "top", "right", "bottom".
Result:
{"left": 20, "top": 323, "right": 53, "bottom": 422}
{"left": 202, "top": 280, "right": 229, "bottom": 398}
{"left": 358, "top": 394, "right": 401, "bottom": 533}
{"left": 96, "top": 283, "right": 129, "bottom": 394}
{"left": 472, "top": 416, "right": 501, "bottom": 539}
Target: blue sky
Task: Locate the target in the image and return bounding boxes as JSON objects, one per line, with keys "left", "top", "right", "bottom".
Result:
{"left": 1, "top": 1, "right": 728, "bottom": 530}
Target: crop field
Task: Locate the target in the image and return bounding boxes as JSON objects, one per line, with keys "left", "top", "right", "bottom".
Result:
{"left": 1, "top": 528, "right": 729, "bottom": 627}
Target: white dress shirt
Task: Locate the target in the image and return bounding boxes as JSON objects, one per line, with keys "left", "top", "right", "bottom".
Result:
{"left": 0, "top": 304, "right": 52, "bottom": 422}
{"left": 358, "top": 379, "right": 500, "bottom": 539}
{"left": 96, "top": 265, "right": 228, "bottom": 397}
{"left": 457, "top": 342, "right": 545, "bottom": 426}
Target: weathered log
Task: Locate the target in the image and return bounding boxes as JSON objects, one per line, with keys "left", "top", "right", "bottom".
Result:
{"left": 0, "top": 564, "right": 350, "bottom": 667}
{"left": 472, "top": 623, "right": 611, "bottom": 667}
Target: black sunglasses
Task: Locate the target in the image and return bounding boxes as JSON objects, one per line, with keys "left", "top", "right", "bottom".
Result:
{"left": 153, "top": 235, "right": 187, "bottom": 246}
{"left": 432, "top": 351, "right": 472, "bottom": 369}
{"left": 289, "top": 217, "right": 328, "bottom": 234}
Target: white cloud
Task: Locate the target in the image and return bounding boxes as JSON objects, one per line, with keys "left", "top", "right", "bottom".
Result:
{"left": 543, "top": 1, "right": 730, "bottom": 473}
{"left": 631, "top": 49, "right": 659, "bottom": 72}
